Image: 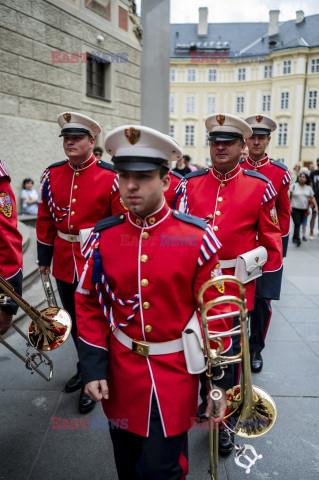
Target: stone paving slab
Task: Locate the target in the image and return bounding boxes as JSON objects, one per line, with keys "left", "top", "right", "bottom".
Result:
{"left": 259, "top": 340, "right": 319, "bottom": 396}
{"left": 265, "top": 308, "right": 301, "bottom": 342}
{"left": 279, "top": 307, "right": 319, "bottom": 324}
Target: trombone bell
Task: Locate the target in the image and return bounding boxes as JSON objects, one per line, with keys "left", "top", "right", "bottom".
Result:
{"left": 28, "top": 307, "right": 71, "bottom": 351}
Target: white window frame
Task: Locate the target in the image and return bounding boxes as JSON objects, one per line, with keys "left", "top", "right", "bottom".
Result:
{"left": 186, "top": 96, "right": 195, "bottom": 114}
{"left": 186, "top": 68, "right": 197, "bottom": 82}
{"left": 170, "top": 68, "right": 176, "bottom": 82}
{"left": 308, "top": 90, "right": 317, "bottom": 109}
{"left": 185, "top": 125, "right": 195, "bottom": 146}
{"left": 278, "top": 123, "right": 288, "bottom": 146}
{"left": 280, "top": 91, "right": 289, "bottom": 110}
{"left": 304, "top": 122, "right": 316, "bottom": 147}
{"left": 208, "top": 68, "right": 217, "bottom": 82}
{"left": 282, "top": 60, "right": 292, "bottom": 75}
{"left": 204, "top": 129, "right": 210, "bottom": 147}
{"left": 311, "top": 59, "right": 319, "bottom": 73}
{"left": 262, "top": 94, "right": 271, "bottom": 112}
{"left": 169, "top": 124, "right": 175, "bottom": 139}
{"left": 207, "top": 96, "right": 216, "bottom": 114}
{"left": 236, "top": 96, "right": 245, "bottom": 113}
{"left": 169, "top": 94, "right": 175, "bottom": 114}
{"left": 264, "top": 65, "right": 272, "bottom": 79}
{"left": 238, "top": 68, "right": 246, "bottom": 81}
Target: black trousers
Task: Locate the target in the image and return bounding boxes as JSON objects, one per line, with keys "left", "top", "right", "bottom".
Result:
{"left": 249, "top": 296, "right": 272, "bottom": 354}
{"left": 56, "top": 278, "right": 80, "bottom": 372}
{"left": 109, "top": 396, "right": 188, "bottom": 480}
{"left": 291, "top": 208, "right": 307, "bottom": 242}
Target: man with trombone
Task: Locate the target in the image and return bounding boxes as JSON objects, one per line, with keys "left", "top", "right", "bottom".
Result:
{"left": 0, "top": 160, "right": 23, "bottom": 335}
{"left": 176, "top": 114, "right": 283, "bottom": 455}
{"left": 75, "top": 125, "right": 234, "bottom": 479}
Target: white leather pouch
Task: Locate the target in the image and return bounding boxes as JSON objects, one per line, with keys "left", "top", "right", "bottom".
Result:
{"left": 182, "top": 311, "right": 206, "bottom": 374}
{"left": 79, "top": 227, "right": 94, "bottom": 249}
{"left": 234, "top": 246, "right": 267, "bottom": 284}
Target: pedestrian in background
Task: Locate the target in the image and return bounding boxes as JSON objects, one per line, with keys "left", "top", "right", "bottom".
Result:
{"left": 290, "top": 172, "right": 318, "bottom": 246}
{"left": 184, "top": 154, "right": 197, "bottom": 172}
{"left": 310, "top": 158, "right": 319, "bottom": 238}
{"left": 93, "top": 146, "right": 103, "bottom": 159}
{"left": 21, "top": 178, "right": 39, "bottom": 215}
{"left": 291, "top": 163, "right": 301, "bottom": 182}
{"left": 173, "top": 155, "right": 191, "bottom": 176}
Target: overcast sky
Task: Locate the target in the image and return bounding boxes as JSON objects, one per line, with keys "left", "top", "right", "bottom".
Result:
{"left": 136, "top": 0, "right": 319, "bottom": 23}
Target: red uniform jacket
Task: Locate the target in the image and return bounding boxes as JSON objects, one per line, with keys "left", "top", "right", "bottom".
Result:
{"left": 240, "top": 156, "right": 291, "bottom": 257}
{"left": 176, "top": 164, "right": 283, "bottom": 310}
{"left": 75, "top": 202, "right": 233, "bottom": 437}
{"left": 36, "top": 156, "right": 122, "bottom": 283}
{"left": 165, "top": 170, "right": 183, "bottom": 208}
{"left": 0, "top": 161, "right": 23, "bottom": 313}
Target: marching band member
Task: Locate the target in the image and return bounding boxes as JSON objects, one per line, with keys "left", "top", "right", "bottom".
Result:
{"left": 75, "top": 125, "right": 233, "bottom": 479}
{"left": 242, "top": 115, "right": 291, "bottom": 373}
{"left": 176, "top": 114, "right": 283, "bottom": 454}
{"left": 0, "top": 160, "right": 23, "bottom": 335}
{"left": 37, "top": 112, "right": 122, "bottom": 413}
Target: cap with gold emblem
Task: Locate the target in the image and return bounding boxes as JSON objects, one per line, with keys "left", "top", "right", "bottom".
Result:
{"left": 57, "top": 112, "right": 101, "bottom": 137}
{"left": 104, "top": 125, "right": 183, "bottom": 171}
{"left": 244, "top": 114, "right": 277, "bottom": 135}
{"left": 206, "top": 113, "right": 252, "bottom": 142}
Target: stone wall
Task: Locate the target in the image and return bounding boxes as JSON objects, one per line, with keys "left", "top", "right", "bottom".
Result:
{"left": 0, "top": 0, "right": 142, "bottom": 205}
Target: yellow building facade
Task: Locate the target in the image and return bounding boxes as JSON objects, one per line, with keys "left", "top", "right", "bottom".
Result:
{"left": 170, "top": 11, "right": 319, "bottom": 170}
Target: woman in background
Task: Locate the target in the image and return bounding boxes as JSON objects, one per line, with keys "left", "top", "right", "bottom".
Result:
{"left": 290, "top": 172, "right": 318, "bottom": 246}
{"left": 21, "top": 178, "right": 38, "bottom": 215}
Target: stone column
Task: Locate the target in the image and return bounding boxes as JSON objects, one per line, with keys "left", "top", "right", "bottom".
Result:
{"left": 141, "top": 0, "right": 170, "bottom": 133}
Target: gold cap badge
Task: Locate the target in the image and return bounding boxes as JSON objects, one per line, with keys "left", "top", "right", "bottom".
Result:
{"left": 216, "top": 114, "right": 225, "bottom": 126}
{"left": 63, "top": 113, "right": 72, "bottom": 123}
{"left": 124, "top": 127, "right": 141, "bottom": 145}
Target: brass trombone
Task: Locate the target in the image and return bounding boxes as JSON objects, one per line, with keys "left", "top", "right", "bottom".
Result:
{"left": 0, "top": 273, "right": 71, "bottom": 381}
{"left": 198, "top": 275, "right": 277, "bottom": 480}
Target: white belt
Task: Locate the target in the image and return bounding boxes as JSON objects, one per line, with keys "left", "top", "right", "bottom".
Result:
{"left": 57, "top": 230, "right": 80, "bottom": 243}
{"left": 220, "top": 259, "right": 236, "bottom": 268}
{"left": 113, "top": 327, "right": 184, "bottom": 357}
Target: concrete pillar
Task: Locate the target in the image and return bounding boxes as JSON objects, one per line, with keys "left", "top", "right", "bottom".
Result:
{"left": 141, "top": 0, "right": 170, "bottom": 133}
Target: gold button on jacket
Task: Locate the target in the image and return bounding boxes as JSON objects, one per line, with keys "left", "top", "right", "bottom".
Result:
{"left": 145, "top": 325, "right": 152, "bottom": 333}
{"left": 143, "top": 301, "right": 150, "bottom": 310}
{"left": 141, "top": 255, "right": 148, "bottom": 263}
{"left": 141, "top": 279, "right": 149, "bottom": 287}
{"left": 142, "top": 232, "right": 149, "bottom": 240}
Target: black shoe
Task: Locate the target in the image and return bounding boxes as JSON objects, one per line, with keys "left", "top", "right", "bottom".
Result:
{"left": 196, "top": 400, "right": 208, "bottom": 420}
{"left": 65, "top": 372, "right": 83, "bottom": 393}
{"left": 296, "top": 239, "right": 301, "bottom": 247}
{"left": 302, "top": 236, "right": 307, "bottom": 241}
{"left": 292, "top": 237, "right": 297, "bottom": 244}
{"left": 219, "top": 427, "right": 234, "bottom": 456}
{"left": 79, "top": 388, "right": 95, "bottom": 414}
{"left": 251, "top": 352, "right": 263, "bottom": 373}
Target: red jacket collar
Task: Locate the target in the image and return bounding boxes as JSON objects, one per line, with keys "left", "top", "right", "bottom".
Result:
{"left": 128, "top": 200, "right": 170, "bottom": 229}
{"left": 68, "top": 154, "right": 96, "bottom": 171}
{"left": 211, "top": 163, "right": 241, "bottom": 182}
{"left": 246, "top": 155, "right": 269, "bottom": 169}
